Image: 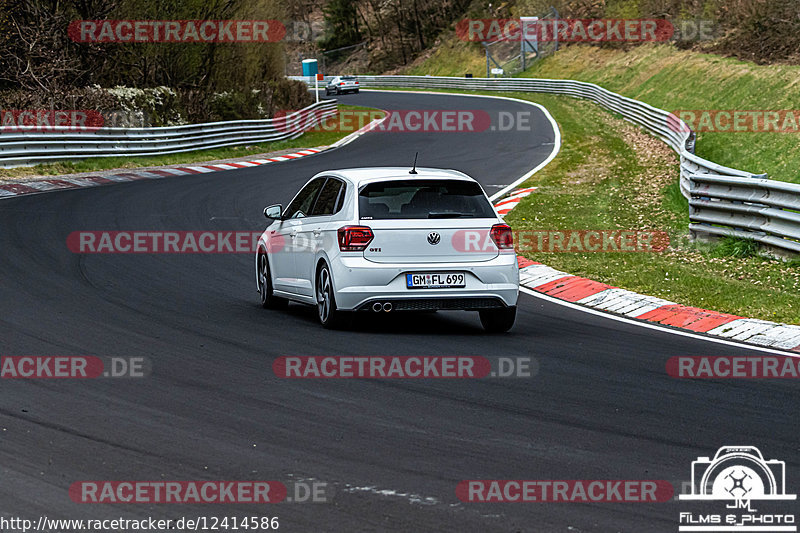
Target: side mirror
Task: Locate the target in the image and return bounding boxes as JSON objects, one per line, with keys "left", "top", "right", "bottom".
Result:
{"left": 264, "top": 204, "right": 283, "bottom": 220}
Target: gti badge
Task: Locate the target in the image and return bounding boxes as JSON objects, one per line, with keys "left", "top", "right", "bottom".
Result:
{"left": 427, "top": 232, "right": 441, "bottom": 245}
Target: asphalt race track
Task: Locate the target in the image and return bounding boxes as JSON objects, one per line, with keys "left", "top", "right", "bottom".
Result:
{"left": 0, "top": 90, "right": 797, "bottom": 531}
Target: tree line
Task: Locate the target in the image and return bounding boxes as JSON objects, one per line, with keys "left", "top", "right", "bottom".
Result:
{"left": 515, "top": 0, "right": 800, "bottom": 64}
{"left": 0, "top": 0, "right": 286, "bottom": 92}
{"left": 313, "top": 0, "right": 472, "bottom": 70}
{"left": 0, "top": 0, "right": 316, "bottom": 123}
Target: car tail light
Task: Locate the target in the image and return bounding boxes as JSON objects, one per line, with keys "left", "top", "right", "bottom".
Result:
{"left": 339, "top": 82, "right": 345, "bottom": 86}
{"left": 490, "top": 224, "right": 514, "bottom": 249}
{"left": 338, "top": 226, "right": 374, "bottom": 251}
{"left": 355, "top": 81, "right": 359, "bottom": 84}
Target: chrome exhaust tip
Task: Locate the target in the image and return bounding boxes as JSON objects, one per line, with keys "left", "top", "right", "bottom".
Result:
{"left": 372, "top": 302, "right": 383, "bottom": 312}
{"left": 383, "top": 303, "right": 393, "bottom": 312}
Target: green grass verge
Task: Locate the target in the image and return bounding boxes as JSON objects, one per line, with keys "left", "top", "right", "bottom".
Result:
{"left": 403, "top": 33, "right": 487, "bottom": 77}
{"left": 402, "top": 39, "right": 800, "bottom": 183}
{"left": 0, "top": 105, "right": 383, "bottom": 179}
{"left": 519, "top": 44, "right": 800, "bottom": 183}
{"left": 372, "top": 87, "right": 800, "bottom": 324}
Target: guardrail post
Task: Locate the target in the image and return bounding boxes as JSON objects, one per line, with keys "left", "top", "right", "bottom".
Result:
{"left": 685, "top": 131, "right": 696, "bottom": 154}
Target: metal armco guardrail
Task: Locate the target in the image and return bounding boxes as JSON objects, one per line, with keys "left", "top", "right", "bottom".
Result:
{"left": 334, "top": 74, "right": 796, "bottom": 256}
{"left": 0, "top": 100, "right": 337, "bottom": 168}
{"left": 688, "top": 174, "right": 800, "bottom": 253}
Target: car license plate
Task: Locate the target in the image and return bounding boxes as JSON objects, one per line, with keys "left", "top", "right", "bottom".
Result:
{"left": 406, "top": 272, "right": 465, "bottom": 289}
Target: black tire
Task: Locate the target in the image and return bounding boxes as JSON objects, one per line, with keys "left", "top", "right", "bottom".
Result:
{"left": 479, "top": 306, "right": 516, "bottom": 333}
{"left": 316, "top": 263, "right": 348, "bottom": 329}
{"left": 258, "top": 253, "right": 287, "bottom": 309}
{"left": 354, "top": 89, "right": 359, "bottom": 94}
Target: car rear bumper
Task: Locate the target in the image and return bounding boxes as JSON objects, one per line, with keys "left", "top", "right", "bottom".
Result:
{"left": 331, "top": 253, "right": 519, "bottom": 311}
{"left": 355, "top": 296, "right": 509, "bottom": 312}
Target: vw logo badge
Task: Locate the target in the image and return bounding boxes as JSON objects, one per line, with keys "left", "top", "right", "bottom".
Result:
{"left": 427, "top": 232, "right": 441, "bottom": 245}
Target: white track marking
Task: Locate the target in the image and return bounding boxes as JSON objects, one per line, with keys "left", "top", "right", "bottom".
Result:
{"left": 520, "top": 287, "right": 799, "bottom": 357}
{"left": 576, "top": 288, "right": 676, "bottom": 317}
{"left": 151, "top": 168, "right": 188, "bottom": 175}
{"left": 329, "top": 116, "right": 388, "bottom": 149}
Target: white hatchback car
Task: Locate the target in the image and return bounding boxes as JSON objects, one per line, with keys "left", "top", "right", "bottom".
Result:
{"left": 255, "top": 167, "right": 519, "bottom": 331}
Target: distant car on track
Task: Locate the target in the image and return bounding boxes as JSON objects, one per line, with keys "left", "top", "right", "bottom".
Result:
{"left": 325, "top": 75, "right": 359, "bottom": 95}
{"left": 255, "top": 167, "right": 519, "bottom": 332}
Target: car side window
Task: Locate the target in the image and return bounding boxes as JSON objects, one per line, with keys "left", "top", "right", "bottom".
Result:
{"left": 334, "top": 182, "right": 347, "bottom": 214}
{"left": 310, "top": 178, "right": 345, "bottom": 216}
{"left": 284, "top": 178, "right": 325, "bottom": 219}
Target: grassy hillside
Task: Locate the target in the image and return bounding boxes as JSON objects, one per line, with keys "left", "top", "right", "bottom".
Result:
{"left": 402, "top": 33, "right": 486, "bottom": 77}
{"left": 523, "top": 44, "right": 800, "bottom": 182}
{"left": 403, "top": 41, "right": 800, "bottom": 183}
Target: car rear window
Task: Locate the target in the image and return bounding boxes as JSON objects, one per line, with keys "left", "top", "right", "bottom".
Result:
{"left": 341, "top": 76, "right": 356, "bottom": 80}
{"left": 358, "top": 179, "right": 495, "bottom": 219}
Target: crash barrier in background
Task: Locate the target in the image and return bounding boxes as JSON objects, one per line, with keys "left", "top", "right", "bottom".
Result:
{"left": 0, "top": 99, "right": 337, "bottom": 169}
{"left": 293, "top": 74, "right": 798, "bottom": 256}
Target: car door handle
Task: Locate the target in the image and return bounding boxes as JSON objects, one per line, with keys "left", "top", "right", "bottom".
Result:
{"left": 313, "top": 229, "right": 322, "bottom": 236}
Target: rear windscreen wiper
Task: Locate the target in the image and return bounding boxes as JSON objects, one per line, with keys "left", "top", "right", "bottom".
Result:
{"left": 427, "top": 212, "right": 474, "bottom": 218}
